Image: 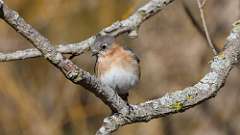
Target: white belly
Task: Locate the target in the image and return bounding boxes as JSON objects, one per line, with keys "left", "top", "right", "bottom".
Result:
{"left": 100, "top": 66, "right": 139, "bottom": 94}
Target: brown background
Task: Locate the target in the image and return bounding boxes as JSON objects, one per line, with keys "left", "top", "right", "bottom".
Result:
{"left": 0, "top": 0, "right": 239, "bottom": 135}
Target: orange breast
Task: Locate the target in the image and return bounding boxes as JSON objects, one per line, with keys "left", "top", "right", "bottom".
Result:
{"left": 95, "top": 43, "right": 139, "bottom": 78}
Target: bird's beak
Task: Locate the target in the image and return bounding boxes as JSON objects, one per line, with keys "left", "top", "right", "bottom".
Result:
{"left": 91, "top": 51, "right": 98, "bottom": 56}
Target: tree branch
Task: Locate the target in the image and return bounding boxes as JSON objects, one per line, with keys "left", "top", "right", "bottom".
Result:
{"left": 0, "top": 0, "right": 174, "bottom": 62}
{"left": 96, "top": 22, "right": 240, "bottom": 134}
{"left": 0, "top": 42, "right": 91, "bottom": 62}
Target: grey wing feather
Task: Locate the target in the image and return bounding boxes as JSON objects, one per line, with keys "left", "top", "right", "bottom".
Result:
{"left": 123, "top": 46, "right": 140, "bottom": 63}
{"left": 123, "top": 46, "right": 141, "bottom": 79}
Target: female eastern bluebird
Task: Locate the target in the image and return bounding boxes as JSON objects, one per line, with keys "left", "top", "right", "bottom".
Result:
{"left": 92, "top": 35, "right": 140, "bottom": 102}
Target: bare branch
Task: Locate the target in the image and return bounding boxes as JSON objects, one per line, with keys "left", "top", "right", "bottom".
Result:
{"left": 0, "top": 42, "right": 91, "bottom": 62}
{"left": 0, "top": 0, "right": 174, "bottom": 62}
{"left": 197, "top": 0, "right": 218, "bottom": 55}
{"left": 97, "top": 23, "right": 240, "bottom": 134}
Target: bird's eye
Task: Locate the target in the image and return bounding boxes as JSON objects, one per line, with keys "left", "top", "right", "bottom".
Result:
{"left": 101, "top": 43, "right": 107, "bottom": 49}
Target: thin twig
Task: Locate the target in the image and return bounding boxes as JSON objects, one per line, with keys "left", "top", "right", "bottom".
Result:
{"left": 197, "top": 0, "right": 218, "bottom": 55}
{"left": 182, "top": 1, "right": 218, "bottom": 52}
{"left": 201, "top": 0, "right": 208, "bottom": 8}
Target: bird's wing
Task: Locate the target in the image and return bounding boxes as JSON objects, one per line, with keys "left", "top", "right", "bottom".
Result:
{"left": 124, "top": 47, "right": 141, "bottom": 79}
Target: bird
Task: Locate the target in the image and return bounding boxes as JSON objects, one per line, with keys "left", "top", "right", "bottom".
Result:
{"left": 92, "top": 35, "right": 140, "bottom": 102}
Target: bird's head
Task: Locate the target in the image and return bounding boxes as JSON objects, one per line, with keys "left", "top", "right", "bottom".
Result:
{"left": 91, "top": 34, "right": 115, "bottom": 57}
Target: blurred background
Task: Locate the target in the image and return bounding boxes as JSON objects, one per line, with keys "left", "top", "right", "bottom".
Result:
{"left": 0, "top": 0, "right": 239, "bottom": 135}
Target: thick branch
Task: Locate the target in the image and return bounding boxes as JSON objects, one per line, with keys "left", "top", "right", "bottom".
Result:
{"left": 96, "top": 23, "right": 240, "bottom": 134}
{"left": 0, "top": 0, "right": 174, "bottom": 62}
{"left": 0, "top": 1, "right": 128, "bottom": 113}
